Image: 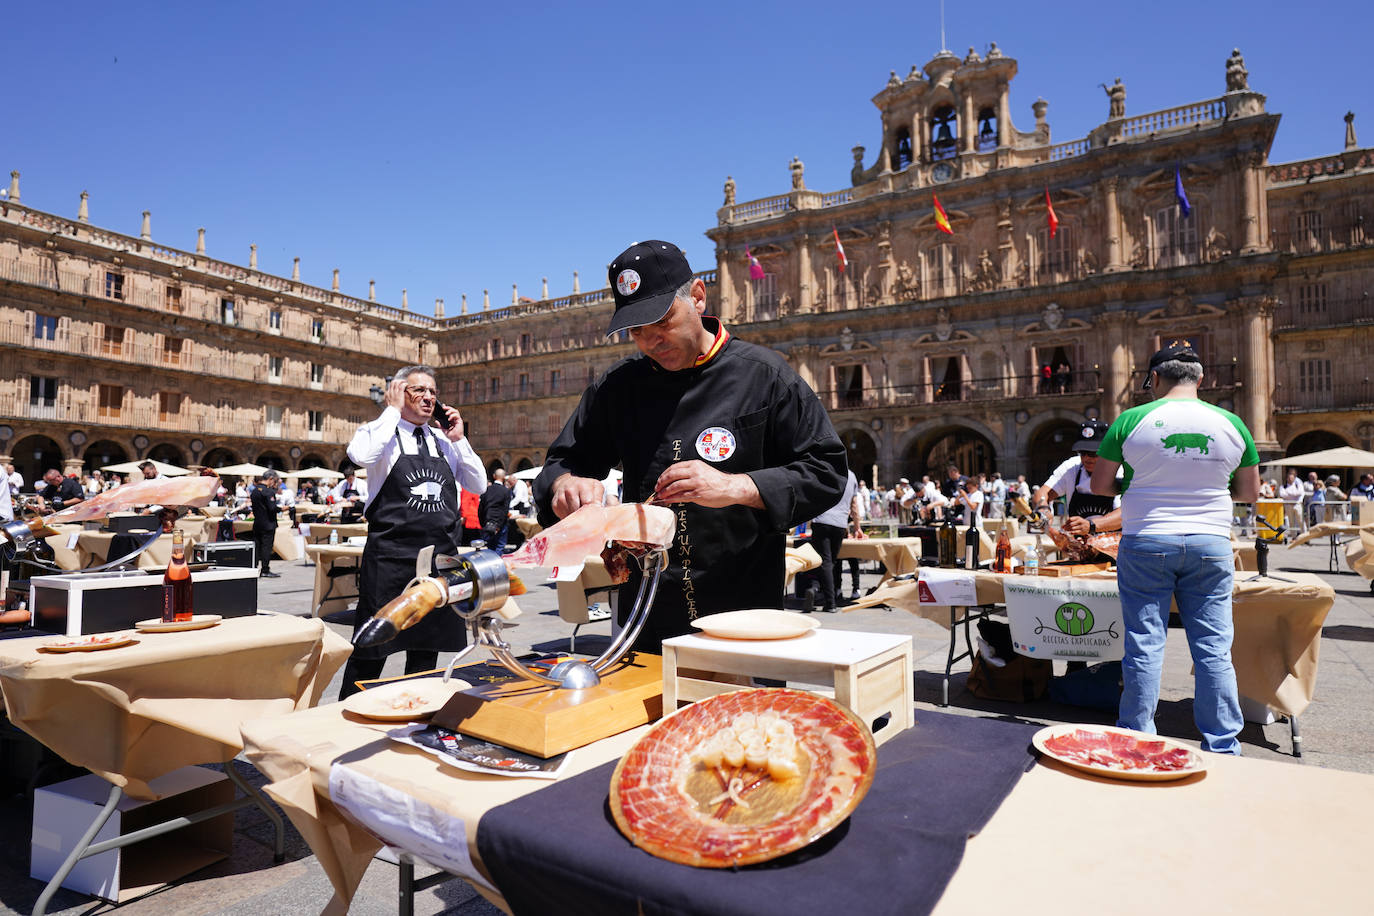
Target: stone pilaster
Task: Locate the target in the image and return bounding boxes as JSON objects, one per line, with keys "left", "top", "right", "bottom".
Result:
{"left": 1098, "top": 310, "right": 1134, "bottom": 420}
{"left": 1240, "top": 151, "right": 1265, "bottom": 254}
{"left": 796, "top": 234, "right": 812, "bottom": 314}
{"left": 1102, "top": 176, "right": 1125, "bottom": 272}
{"left": 1237, "top": 295, "right": 1278, "bottom": 448}
{"left": 714, "top": 246, "right": 734, "bottom": 321}
{"left": 961, "top": 92, "right": 975, "bottom": 154}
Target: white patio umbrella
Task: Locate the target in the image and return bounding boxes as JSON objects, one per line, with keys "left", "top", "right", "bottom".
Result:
{"left": 287, "top": 467, "right": 345, "bottom": 481}
{"left": 101, "top": 459, "right": 192, "bottom": 477}
{"left": 511, "top": 467, "right": 622, "bottom": 486}
{"left": 214, "top": 462, "right": 272, "bottom": 477}
{"left": 1259, "top": 446, "right": 1374, "bottom": 469}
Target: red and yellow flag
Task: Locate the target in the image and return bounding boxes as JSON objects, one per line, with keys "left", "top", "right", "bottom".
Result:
{"left": 933, "top": 194, "right": 953, "bottom": 235}
{"left": 1045, "top": 188, "right": 1059, "bottom": 238}
{"left": 832, "top": 226, "right": 847, "bottom": 273}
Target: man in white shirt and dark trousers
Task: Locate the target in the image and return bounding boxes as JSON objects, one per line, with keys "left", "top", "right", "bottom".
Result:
{"left": 339, "top": 366, "right": 486, "bottom": 698}
{"left": 1092, "top": 342, "right": 1260, "bottom": 754}
{"left": 807, "top": 470, "right": 858, "bottom": 613}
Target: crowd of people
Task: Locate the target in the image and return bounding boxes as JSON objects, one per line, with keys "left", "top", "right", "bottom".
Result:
{"left": 853, "top": 469, "right": 1033, "bottom": 527}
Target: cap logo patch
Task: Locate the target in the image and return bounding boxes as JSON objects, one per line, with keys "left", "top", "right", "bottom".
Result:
{"left": 616, "top": 269, "right": 641, "bottom": 297}
{"left": 695, "top": 426, "right": 736, "bottom": 462}
{"left": 1082, "top": 428, "right": 1095, "bottom": 438}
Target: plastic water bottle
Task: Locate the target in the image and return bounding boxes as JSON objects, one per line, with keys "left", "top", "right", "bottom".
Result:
{"left": 1024, "top": 538, "right": 1040, "bottom": 576}
{"left": 329, "top": 529, "right": 339, "bottom": 545}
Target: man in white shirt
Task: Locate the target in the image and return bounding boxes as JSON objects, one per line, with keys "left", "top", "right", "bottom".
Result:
{"left": 7, "top": 464, "right": 24, "bottom": 500}
{"left": 989, "top": 472, "right": 1008, "bottom": 519}
{"left": 1277, "top": 468, "right": 1305, "bottom": 535}
{"left": 339, "top": 365, "right": 486, "bottom": 698}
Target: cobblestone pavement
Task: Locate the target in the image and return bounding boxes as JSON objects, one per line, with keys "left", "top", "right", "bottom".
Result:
{"left": 1, "top": 535, "right": 1369, "bottom": 914}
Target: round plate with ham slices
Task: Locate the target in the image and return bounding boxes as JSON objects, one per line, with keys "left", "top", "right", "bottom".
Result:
{"left": 1032, "top": 724, "right": 1205, "bottom": 782}
{"left": 610, "top": 688, "right": 876, "bottom": 868}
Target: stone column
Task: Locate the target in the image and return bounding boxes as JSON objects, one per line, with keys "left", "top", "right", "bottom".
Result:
{"left": 961, "top": 92, "right": 975, "bottom": 153}
{"left": 250, "top": 244, "right": 258, "bottom": 270}
{"left": 7, "top": 171, "right": 19, "bottom": 203}
{"left": 996, "top": 199, "right": 1014, "bottom": 287}
{"left": 1102, "top": 176, "right": 1125, "bottom": 272}
{"left": 368, "top": 279, "right": 375, "bottom": 301}
{"left": 1240, "top": 151, "right": 1265, "bottom": 254}
{"left": 541, "top": 277, "right": 548, "bottom": 300}
{"left": 331, "top": 269, "right": 340, "bottom": 291}
{"left": 910, "top": 110, "right": 924, "bottom": 164}
{"left": 140, "top": 211, "right": 151, "bottom": 240}
{"left": 997, "top": 84, "right": 1011, "bottom": 147}
{"left": 291, "top": 257, "right": 300, "bottom": 281}
{"left": 196, "top": 228, "right": 206, "bottom": 255}
{"left": 1099, "top": 310, "right": 1133, "bottom": 420}
{"left": 402, "top": 289, "right": 409, "bottom": 310}
{"left": 572, "top": 271, "right": 580, "bottom": 294}
{"left": 796, "top": 235, "right": 812, "bottom": 314}
{"left": 1239, "top": 295, "right": 1278, "bottom": 448}
{"left": 790, "top": 345, "right": 818, "bottom": 390}
{"left": 63, "top": 457, "right": 84, "bottom": 478}
{"left": 77, "top": 191, "right": 89, "bottom": 223}
{"left": 714, "top": 246, "right": 733, "bottom": 321}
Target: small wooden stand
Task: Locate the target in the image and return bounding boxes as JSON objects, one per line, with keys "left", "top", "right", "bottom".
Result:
{"left": 661, "top": 630, "right": 913, "bottom": 747}
{"left": 1039, "top": 561, "right": 1114, "bottom": 578}
{"left": 431, "top": 654, "right": 663, "bottom": 758}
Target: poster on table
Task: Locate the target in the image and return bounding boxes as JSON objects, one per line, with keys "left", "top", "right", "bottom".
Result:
{"left": 1003, "top": 577, "right": 1125, "bottom": 662}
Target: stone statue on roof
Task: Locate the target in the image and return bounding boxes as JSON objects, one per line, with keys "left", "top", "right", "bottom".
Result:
{"left": 723, "top": 175, "right": 736, "bottom": 207}
{"left": 790, "top": 156, "right": 805, "bottom": 191}
{"left": 1102, "top": 78, "right": 1126, "bottom": 119}
{"left": 1225, "top": 49, "right": 1249, "bottom": 92}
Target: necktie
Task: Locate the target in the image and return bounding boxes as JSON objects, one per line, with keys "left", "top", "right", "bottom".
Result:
{"left": 414, "top": 427, "right": 425, "bottom": 452}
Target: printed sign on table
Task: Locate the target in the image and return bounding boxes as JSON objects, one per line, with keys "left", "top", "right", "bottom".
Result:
{"left": 1003, "top": 577, "right": 1125, "bottom": 661}
{"left": 916, "top": 568, "right": 977, "bottom": 606}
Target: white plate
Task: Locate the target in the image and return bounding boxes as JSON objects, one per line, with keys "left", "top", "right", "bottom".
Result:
{"left": 135, "top": 615, "right": 223, "bottom": 633}
{"left": 691, "top": 609, "right": 821, "bottom": 640}
{"left": 343, "top": 677, "right": 472, "bottom": 720}
{"left": 1032, "top": 723, "right": 1205, "bottom": 782}
{"left": 40, "top": 633, "right": 139, "bottom": 653}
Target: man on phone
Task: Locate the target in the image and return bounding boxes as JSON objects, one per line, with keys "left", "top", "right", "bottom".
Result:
{"left": 340, "top": 366, "right": 485, "bottom": 698}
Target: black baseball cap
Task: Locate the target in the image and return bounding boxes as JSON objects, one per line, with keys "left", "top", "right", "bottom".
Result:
{"left": 1142, "top": 340, "right": 1202, "bottom": 390}
{"left": 605, "top": 240, "right": 695, "bottom": 336}
{"left": 1072, "top": 419, "right": 1111, "bottom": 453}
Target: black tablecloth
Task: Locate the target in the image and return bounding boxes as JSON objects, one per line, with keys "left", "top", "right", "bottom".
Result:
{"left": 476, "top": 710, "right": 1039, "bottom": 916}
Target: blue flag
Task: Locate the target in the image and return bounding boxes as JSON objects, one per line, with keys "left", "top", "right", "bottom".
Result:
{"left": 1174, "top": 166, "right": 1191, "bottom": 218}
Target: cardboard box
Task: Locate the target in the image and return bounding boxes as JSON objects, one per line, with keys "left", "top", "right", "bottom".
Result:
{"left": 31, "top": 766, "right": 233, "bottom": 902}
{"left": 29, "top": 567, "right": 259, "bottom": 636}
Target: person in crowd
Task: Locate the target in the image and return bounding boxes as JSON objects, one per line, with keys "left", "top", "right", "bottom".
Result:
{"left": 1278, "top": 468, "right": 1305, "bottom": 535}
{"left": 953, "top": 477, "right": 984, "bottom": 527}
{"left": 38, "top": 468, "right": 84, "bottom": 512}
{"left": 250, "top": 471, "right": 281, "bottom": 578}
{"left": 5, "top": 463, "right": 22, "bottom": 500}
{"left": 809, "top": 469, "right": 858, "bottom": 613}
{"left": 0, "top": 465, "right": 12, "bottom": 523}
{"left": 139, "top": 461, "right": 163, "bottom": 482}
{"left": 1352, "top": 473, "right": 1374, "bottom": 501}
{"left": 156, "top": 506, "right": 180, "bottom": 534}
{"left": 1305, "top": 471, "right": 1324, "bottom": 528}
{"left": 507, "top": 472, "right": 533, "bottom": 517}
{"left": 533, "top": 239, "right": 845, "bottom": 651}
{"left": 1259, "top": 478, "right": 1276, "bottom": 498}
{"left": 340, "top": 365, "right": 485, "bottom": 698}
{"left": 941, "top": 464, "right": 967, "bottom": 501}
{"left": 105, "top": 473, "right": 122, "bottom": 490}
{"left": 84, "top": 469, "right": 104, "bottom": 498}
{"left": 1032, "top": 420, "right": 1123, "bottom": 538}
{"left": 279, "top": 477, "right": 298, "bottom": 526}
{"left": 989, "top": 472, "right": 1008, "bottom": 519}
{"left": 479, "top": 468, "right": 513, "bottom": 551}
{"left": 331, "top": 470, "right": 367, "bottom": 522}
{"left": 1092, "top": 341, "right": 1260, "bottom": 754}
{"left": 296, "top": 479, "right": 318, "bottom": 506}
{"left": 459, "top": 487, "right": 483, "bottom": 546}
{"left": 1323, "top": 475, "right": 1347, "bottom": 522}
{"left": 856, "top": 479, "right": 871, "bottom": 520}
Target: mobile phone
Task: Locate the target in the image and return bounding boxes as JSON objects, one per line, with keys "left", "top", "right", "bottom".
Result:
{"left": 434, "top": 400, "right": 455, "bottom": 430}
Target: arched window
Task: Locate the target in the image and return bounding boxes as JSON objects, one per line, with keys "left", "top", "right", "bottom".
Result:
{"left": 893, "top": 127, "right": 913, "bottom": 171}
{"left": 976, "top": 107, "right": 998, "bottom": 151}
{"left": 930, "top": 106, "right": 958, "bottom": 161}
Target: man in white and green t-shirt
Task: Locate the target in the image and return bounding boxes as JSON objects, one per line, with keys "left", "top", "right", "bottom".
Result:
{"left": 1091, "top": 341, "right": 1260, "bottom": 754}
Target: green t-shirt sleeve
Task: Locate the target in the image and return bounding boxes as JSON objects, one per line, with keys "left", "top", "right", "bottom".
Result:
{"left": 1098, "top": 405, "right": 1150, "bottom": 464}
{"left": 1228, "top": 413, "right": 1259, "bottom": 467}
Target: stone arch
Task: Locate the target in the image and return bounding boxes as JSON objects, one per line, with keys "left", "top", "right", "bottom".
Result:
{"left": 257, "top": 451, "right": 287, "bottom": 471}
{"left": 299, "top": 453, "right": 329, "bottom": 469}
{"left": 1284, "top": 429, "right": 1348, "bottom": 455}
{"left": 514, "top": 456, "right": 535, "bottom": 472}
{"left": 147, "top": 443, "right": 184, "bottom": 467}
{"left": 835, "top": 426, "right": 879, "bottom": 486}
{"left": 12, "top": 434, "right": 63, "bottom": 489}
{"left": 84, "top": 440, "right": 130, "bottom": 469}
{"left": 1021, "top": 411, "right": 1089, "bottom": 485}
{"left": 896, "top": 419, "right": 1001, "bottom": 481}
{"left": 486, "top": 458, "right": 505, "bottom": 476}
{"left": 203, "top": 447, "right": 239, "bottom": 470}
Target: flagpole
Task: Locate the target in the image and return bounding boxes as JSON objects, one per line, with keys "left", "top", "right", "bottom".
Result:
{"left": 939, "top": 0, "right": 947, "bottom": 53}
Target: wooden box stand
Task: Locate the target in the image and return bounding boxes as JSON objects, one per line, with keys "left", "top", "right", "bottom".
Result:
{"left": 432, "top": 654, "right": 663, "bottom": 758}
{"left": 661, "top": 630, "right": 913, "bottom": 747}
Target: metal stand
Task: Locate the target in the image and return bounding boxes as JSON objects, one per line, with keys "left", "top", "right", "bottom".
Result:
{"left": 397, "top": 856, "right": 454, "bottom": 916}
{"left": 1288, "top": 715, "right": 1302, "bottom": 758}
{"left": 1243, "top": 517, "right": 1295, "bottom": 583}
{"left": 31, "top": 763, "right": 284, "bottom": 916}
{"left": 941, "top": 604, "right": 992, "bottom": 707}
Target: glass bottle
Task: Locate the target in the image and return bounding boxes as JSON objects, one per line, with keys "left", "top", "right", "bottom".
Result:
{"left": 937, "top": 509, "right": 960, "bottom": 568}
{"left": 964, "top": 520, "right": 980, "bottom": 570}
{"left": 993, "top": 526, "right": 1013, "bottom": 573}
{"left": 163, "top": 529, "right": 193, "bottom": 623}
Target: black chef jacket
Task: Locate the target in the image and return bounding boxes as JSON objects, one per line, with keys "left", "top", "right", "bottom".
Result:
{"left": 534, "top": 321, "right": 846, "bottom": 650}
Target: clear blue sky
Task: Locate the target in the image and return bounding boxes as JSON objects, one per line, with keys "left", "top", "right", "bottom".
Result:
{"left": 5, "top": 1, "right": 1369, "bottom": 317}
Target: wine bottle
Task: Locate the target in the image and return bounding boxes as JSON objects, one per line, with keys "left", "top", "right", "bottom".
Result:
{"left": 163, "top": 529, "right": 193, "bottom": 623}
{"left": 964, "top": 521, "right": 980, "bottom": 570}
{"left": 994, "top": 527, "right": 1013, "bottom": 574}
{"left": 937, "top": 510, "right": 959, "bottom": 568}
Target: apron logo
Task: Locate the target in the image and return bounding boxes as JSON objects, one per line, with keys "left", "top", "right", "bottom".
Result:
{"left": 404, "top": 469, "right": 448, "bottom": 513}
{"left": 695, "top": 427, "right": 735, "bottom": 462}
{"left": 616, "top": 269, "right": 641, "bottom": 297}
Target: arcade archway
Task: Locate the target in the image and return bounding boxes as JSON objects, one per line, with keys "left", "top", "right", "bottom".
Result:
{"left": 202, "top": 447, "right": 238, "bottom": 469}
{"left": 147, "top": 443, "right": 185, "bottom": 467}
{"left": 839, "top": 428, "right": 877, "bottom": 487}
{"left": 901, "top": 425, "right": 997, "bottom": 481}
{"left": 84, "top": 440, "right": 130, "bottom": 469}
{"left": 12, "top": 435, "right": 62, "bottom": 489}
{"left": 1286, "top": 430, "right": 1347, "bottom": 456}
{"left": 1025, "top": 420, "right": 1083, "bottom": 486}
{"left": 257, "top": 451, "right": 286, "bottom": 471}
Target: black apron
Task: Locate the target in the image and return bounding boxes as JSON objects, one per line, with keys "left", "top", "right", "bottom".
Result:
{"left": 352, "top": 426, "right": 467, "bottom": 659}
{"left": 1066, "top": 464, "right": 1115, "bottom": 520}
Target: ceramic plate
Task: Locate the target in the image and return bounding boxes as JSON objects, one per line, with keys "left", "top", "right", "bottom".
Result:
{"left": 691, "top": 609, "right": 821, "bottom": 640}
{"left": 39, "top": 633, "right": 138, "bottom": 653}
{"left": 343, "top": 677, "right": 472, "bottom": 720}
{"left": 135, "top": 614, "right": 223, "bottom": 633}
{"left": 1032, "top": 724, "right": 1205, "bottom": 782}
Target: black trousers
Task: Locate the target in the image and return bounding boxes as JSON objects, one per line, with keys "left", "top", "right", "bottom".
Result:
{"left": 811, "top": 523, "right": 846, "bottom": 609}
{"left": 252, "top": 526, "right": 276, "bottom": 572}
{"left": 339, "top": 650, "right": 440, "bottom": 699}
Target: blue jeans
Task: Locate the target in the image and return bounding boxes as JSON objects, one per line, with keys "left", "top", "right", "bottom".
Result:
{"left": 1115, "top": 533, "right": 1242, "bottom": 754}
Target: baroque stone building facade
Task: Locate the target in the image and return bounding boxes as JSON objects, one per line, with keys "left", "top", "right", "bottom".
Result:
{"left": 2, "top": 47, "right": 1370, "bottom": 491}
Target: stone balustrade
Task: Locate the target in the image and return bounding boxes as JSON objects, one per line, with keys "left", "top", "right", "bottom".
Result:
{"left": 1117, "top": 98, "right": 1227, "bottom": 140}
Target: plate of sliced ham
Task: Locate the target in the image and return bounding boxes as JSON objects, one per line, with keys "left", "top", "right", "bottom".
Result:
{"left": 1032, "top": 724, "right": 1205, "bottom": 781}
{"left": 610, "top": 688, "right": 876, "bottom": 868}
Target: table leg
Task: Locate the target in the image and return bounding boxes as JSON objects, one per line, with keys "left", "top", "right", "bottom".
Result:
{"left": 942, "top": 608, "right": 959, "bottom": 707}
{"left": 398, "top": 859, "right": 415, "bottom": 916}
{"left": 33, "top": 783, "right": 122, "bottom": 916}
{"left": 1329, "top": 535, "right": 1338, "bottom": 574}
{"left": 225, "top": 762, "right": 285, "bottom": 862}
{"left": 1289, "top": 715, "right": 1302, "bottom": 758}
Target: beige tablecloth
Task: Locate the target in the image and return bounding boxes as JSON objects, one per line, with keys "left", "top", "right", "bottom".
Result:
{"left": 1286, "top": 521, "right": 1366, "bottom": 549}
{"left": 242, "top": 702, "right": 1374, "bottom": 916}
{"left": 0, "top": 614, "right": 350, "bottom": 799}
{"left": 305, "top": 544, "right": 365, "bottom": 617}
{"left": 515, "top": 517, "right": 542, "bottom": 538}
{"left": 847, "top": 569, "right": 1334, "bottom": 717}
{"left": 75, "top": 530, "right": 198, "bottom": 570}
{"left": 301, "top": 522, "right": 369, "bottom": 546}
{"left": 1347, "top": 529, "right": 1374, "bottom": 580}
{"left": 838, "top": 537, "right": 923, "bottom": 580}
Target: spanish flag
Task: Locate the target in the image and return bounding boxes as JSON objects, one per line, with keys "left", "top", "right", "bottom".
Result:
{"left": 832, "top": 226, "right": 847, "bottom": 273}
{"left": 1045, "top": 188, "right": 1059, "bottom": 239}
{"left": 933, "top": 194, "right": 953, "bottom": 235}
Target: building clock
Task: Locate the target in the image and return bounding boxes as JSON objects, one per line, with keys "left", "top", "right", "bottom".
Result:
{"left": 931, "top": 162, "right": 954, "bottom": 183}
